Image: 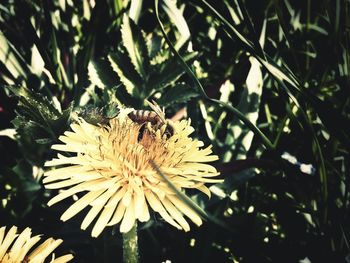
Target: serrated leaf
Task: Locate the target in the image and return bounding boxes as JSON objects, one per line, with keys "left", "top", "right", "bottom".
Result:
{"left": 7, "top": 85, "right": 61, "bottom": 122}
{"left": 102, "top": 103, "right": 120, "bottom": 118}
{"left": 158, "top": 83, "right": 199, "bottom": 106}
{"left": 149, "top": 51, "right": 198, "bottom": 91}
{"left": 79, "top": 105, "right": 108, "bottom": 125}
{"left": 9, "top": 86, "right": 71, "bottom": 145}
{"left": 88, "top": 58, "right": 120, "bottom": 89}
{"left": 147, "top": 34, "right": 163, "bottom": 60}
{"left": 112, "top": 84, "right": 138, "bottom": 107}
{"left": 121, "top": 15, "right": 150, "bottom": 80}
{"left": 108, "top": 51, "right": 143, "bottom": 96}
{"left": 48, "top": 104, "right": 72, "bottom": 136}
{"left": 15, "top": 120, "right": 48, "bottom": 140}
{"left": 12, "top": 104, "right": 71, "bottom": 165}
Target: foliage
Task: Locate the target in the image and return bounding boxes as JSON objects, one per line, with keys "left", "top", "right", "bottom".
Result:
{"left": 0, "top": 0, "right": 349, "bottom": 262}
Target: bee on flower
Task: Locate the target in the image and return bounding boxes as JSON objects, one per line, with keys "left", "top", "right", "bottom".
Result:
{"left": 43, "top": 102, "right": 222, "bottom": 237}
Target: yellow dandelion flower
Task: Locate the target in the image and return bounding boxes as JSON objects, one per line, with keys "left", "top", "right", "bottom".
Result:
{"left": 0, "top": 225, "right": 73, "bottom": 263}
{"left": 43, "top": 108, "right": 222, "bottom": 237}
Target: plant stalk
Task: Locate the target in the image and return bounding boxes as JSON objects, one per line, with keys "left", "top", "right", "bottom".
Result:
{"left": 123, "top": 222, "right": 139, "bottom": 263}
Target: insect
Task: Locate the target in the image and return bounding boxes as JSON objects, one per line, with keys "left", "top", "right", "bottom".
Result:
{"left": 79, "top": 104, "right": 120, "bottom": 126}
{"left": 127, "top": 100, "right": 174, "bottom": 139}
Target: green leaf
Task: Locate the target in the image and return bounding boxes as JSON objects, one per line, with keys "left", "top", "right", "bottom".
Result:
{"left": 121, "top": 15, "right": 150, "bottom": 80}
{"left": 162, "top": 0, "right": 190, "bottom": 49}
{"left": 158, "top": 83, "right": 199, "bottom": 106}
{"left": 7, "top": 85, "right": 61, "bottom": 122}
{"left": 148, "top": 51, "right": 198, "bottom": 91}
{"left": 108, "top": 51, "right": 143, "bottom": 96}
{"left": 200, "top": 0, "right": 253, "bottom": 50}
{"left": 224, "top": 57, "right": 263, "bottom": 161}
{"left": 147, "top": 34, "right": 163, "bottom": 60}
{"left": 0, "top": 31, "right": 28, "bottom": 81}
{"left": 8, "top": 85, "right": 71, "bottom": 144}
{"left": 129, "top": 0, "right": 143, "bottom": 23}
{"left": 48, "top": 104, "right": 72, "bottom": 136}
{"left": 88, "top": 58, "right": 120, "bottom": 89}
{"left": 200, "top": 0, "right": 300, "bottom": 90}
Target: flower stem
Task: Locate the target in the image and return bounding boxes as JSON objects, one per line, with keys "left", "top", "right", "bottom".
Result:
{"left": 123, "top": 222, "right": 139, "bottom": 263}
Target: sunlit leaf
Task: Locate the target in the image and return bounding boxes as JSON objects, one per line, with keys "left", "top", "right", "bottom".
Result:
{"left": 129, "top": 0, "right": 143, "bottom": 23}
{"left": 157, "top": 83, "right": 198, "bottom": 106}
{"left": 88, "top": 59, "right": 119, "bottom": 89}
{"left": 223, "top": 56, "right": 263, "bottom": 161}
{"left": 148, "top": 51, "right": 198, "bottom": 91}
{"left": 108, "top": 51, "right": 143, "bottom": 96}
{"left": 121, "top": 15, "right": 150, "bottom": 79}
{"left": 0, "top": 31, "right": 27, "bottom": 81}
{"left": 162, "top": 0, "right": 190, "bottom": 49}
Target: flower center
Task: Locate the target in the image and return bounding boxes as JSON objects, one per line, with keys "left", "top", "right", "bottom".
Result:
{"left": 106, "top": 118, "right": 170, "bottom": 180}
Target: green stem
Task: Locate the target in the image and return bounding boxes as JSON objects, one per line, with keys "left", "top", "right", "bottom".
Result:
{"left": 123, "top": 222, "right": 139, "bottom": 263}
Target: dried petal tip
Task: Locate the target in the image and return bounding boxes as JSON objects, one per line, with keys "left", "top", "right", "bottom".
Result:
{"left": 44, "top": 107, "right": 222, "bottom": 237}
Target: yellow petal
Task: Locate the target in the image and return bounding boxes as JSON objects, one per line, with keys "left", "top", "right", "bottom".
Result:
{"left": 16, "top": 235, "right": 41, "bottom": 262}
{"left": 107, "top": 202, "right": 126, "bottom": 226}
{"left": 161, "top": 198, "right": 190, "bottom": 231}
{"left": 144, "top": 191, "right": 181, "bottom": 229}
{"left": 47, "top": 180, "right": 100, "bottom": 206}
{"left": 51, "top": 254, "right": 74, "bottom": 263}
{"left": 167, "top": 195, "right": 202, "bottom": 226}
{"left": 91, "top": 205, "right": 115, "bottom": 237}
{"left": 138, "top": 200, "right": 150, "bottom": 222}
{"left": 61, "top": 189, "right": 105, "bottom": 221}
{"left": 81, "top": 205, "right": 104, "bottom": 231}
{"left": 43, "top": 165, "right": 90, "bottom": 182}
{"left": 45, "top": 179, "right": 80, "bottom": 189}
{"left": 28, "top": 238, "right": 62, "bottom": 261}
{"left": 120, "top": 199, "right": 136, "bottom": 233}
{"left": 0, "top": 226, "right": 18, "bottom": 259}
{"left": 90, "top": 182, "right": 120, "bottom": 207}
{"left": 105, "top": 186, "right": 128, "bottom": 208}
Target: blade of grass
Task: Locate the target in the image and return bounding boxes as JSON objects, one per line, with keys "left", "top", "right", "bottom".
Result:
{"left": 199, "top": 0, "right": 329, "bottom": 214}
{"left": 197, "top": 0, "right": 301, "bottom": 90}
{"left": 0, "top": 32, "right": 27, "bottom": 79}
{"left": 159, "top": 0, "right": 328, "bottom": 215}
{"left": 278, "top": 81, "right": 328, "bottom": 207}
{"left": 154, "top": 0, "right": 275, "bottom": 150}
{"left": 236, "top": 0, "right": 267, "bottom": 59}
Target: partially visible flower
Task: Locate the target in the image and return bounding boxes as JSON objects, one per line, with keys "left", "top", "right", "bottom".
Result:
{"left": 44, "top": 108, "right": 222, "bottom": 237}
{"left": 0, "top": 226, "right": 73, "bottom": 263}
